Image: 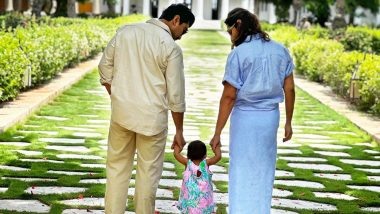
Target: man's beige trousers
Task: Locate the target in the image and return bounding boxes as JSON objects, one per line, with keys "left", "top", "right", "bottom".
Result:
{"left": 105, "top": 121, "right": 167, "bottom": 214}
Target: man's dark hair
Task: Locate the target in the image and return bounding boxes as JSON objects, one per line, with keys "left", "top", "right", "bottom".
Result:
{"left": 187, "top": 140, "right": 207, "bottom": 161}
{"left": 159, "top": 4, "right": 195, "bottom": 27}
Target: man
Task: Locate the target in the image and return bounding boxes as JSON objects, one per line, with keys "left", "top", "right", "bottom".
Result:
{"left": 98, "top": 4, "right": 195, "bottom": 214}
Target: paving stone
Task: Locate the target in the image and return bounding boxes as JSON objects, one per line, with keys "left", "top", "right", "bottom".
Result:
{"left": 79, "top": 124, "right": 107, "bottom": 128}
{"left": 340, "top": 159, "right": 380, "bottom": 166}
{"left": 13, "top": 150, "right": 43, "bottom": 156}
{"left": 304, "top": 121, "right": 337, "bottom": 125}
{"left": 288, "top": 163, "right": 342, "bottom": 171}
{"left": 57, "top": 154, "right": 104, "bottom": 160}
{"left": 99, "top": 139, "right": 108, "bottom": 145}
{"left": 0, "top": 165, "right": 30, "bottom": 171}
{"left": 314, "top": 151, "right": 350, "bottom": 157}
{"left": 61, "top": 197, "right": 104, "bottom": 206}
{"left": 214, "top": 192, "right": 228, "bottom": 205}
{"left": 275, "top": 170, "right": 295, "bottom": 177}
{"left": 275, "top": 180, "right": 325, "bottom": 189}
{"left": 80, "top": 179, "right": 107, "bottom": 184}
{"left": 0, "top": 187, "right": 8, "bottom": 193}
{"left": 35, "top": 115, "right": 69, "bottom": 121}
{"left": 361, "top": 207, "right": 380, "bottom": 212}
{"left": 277, "top": 149, "right": 303, "bottom": 155}
{"left": 78, "top": 114, "right": 99, "bottom": 118}
{"left": 159, "top": 179, "right": 182, "bottom": 188}
{"left": 80, "top": 163, "right": 106, "bottom": 168}
{"left": 278, "top": 157, "right": 327, "bottom": 162}
{"left": 155, "top": 199, "right": 178, "bottom": 213}
{"left": 24, "top": 125, "right": 41, "bottom": 128}
{"left": 293, "top": 125, "right": 323, "bottom": 130}
{"left": 273, "top": 188, "right": 293, "bottom": 197}
{"left": 308, "top": 144, "right": 351, "bottom": 150}
{"left": 128, "top": 188, "right": 173, "bottom": 198}
{"left": 356, "top": 143, "right": 375, "bottom": 147}
{"left": 13, "top": 136, "right": 24, "bottom": 139}
{"left": 19, "top": 130, "right": 58, "bottom": 135}
{"left": 364, "top": 149, "right": 380, "bottom": 154}
{"left": 25, "top": 186, "right": 87, "bottom": 195}
{"left": 57, "top": 126, "right": 95, "bottom": 132}
{"left": 0, "top": 199, "right": 50, "bottom": 213}
{"left": 88, "top": 119, "right": 109, "bottom": 124}
{"left": 368, "top": 176, "right": 380, "bottom": 182}
{"left": 294, "top": 134, "right": 331, "bottom": 139}
{"left": 271, "top": 198, "right": 337, "bottom": 211}
{"left": 277, "top": 143, "right": 302, "bottom": 148}
{"left": 296, "top": 139, "right": 337, "bottom": 143}
{"left": 72, "top": 132, "right": 103, "bottom": 138}
{"left": 130, "top": 170, "right": 176, "bottom": 177}
{"left": 271, "top": 208, "right": 298, "bottom": 214}
{"left": 163, "top": 162, "right": 175, "bottom": 169}
{"left": 212, "top": 173, "right": 228, "bottom": 182}
{"left": 2, "top": 177, "right": 57, "bottom": 182}
{"left": 356, "top": 168, "right": 380, "bottom": 173}
{"left": 325, "top": 131, "right": 358, "bottom": 136}
{"left": 47, "top": 170, "right": 94, "bottom": 176}
{"left": 209, "top": 165, "right": 227, "bottom": 173}
{"left": 39, "top": 138, "right": 85, "bottom": 144}
{"left": 46, "top": 145, "right": 91, "bottom": 153}
{"left": 347, "top": 185, "right": 380, "bottom": 193}
{"left": 313, "top": 192, "right": 357, "bottom": 200}
{"left": 0, "top": 142, "right": 31, "bottom": 147}
{"left": 20, "top": 158, "right": 64, "bottom": 164}
{"left": 62, "top": 210, "right": 134, "bottom": 214}
{"left": 313, "top": 173, "right": 352, "bottom": 181}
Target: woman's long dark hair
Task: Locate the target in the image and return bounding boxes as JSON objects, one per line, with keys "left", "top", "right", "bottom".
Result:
{"left": 225, "top": 8, "right": 270, "bottom": 47}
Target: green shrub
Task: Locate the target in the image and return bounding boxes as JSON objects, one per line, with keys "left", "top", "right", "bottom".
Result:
{"left": 0, "top": 32, "right": 29, "bottom": 101}
{"left": 0, "top": 15, "right": 147, "bottom": 101}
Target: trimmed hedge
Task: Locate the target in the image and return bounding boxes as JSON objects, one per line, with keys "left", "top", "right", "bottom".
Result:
{"left": 0, "top": 15, "right": 147, "bottom": 102}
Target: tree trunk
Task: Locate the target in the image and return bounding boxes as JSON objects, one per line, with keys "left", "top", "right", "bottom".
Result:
{"left": 254, "top": 0, "right": 260, "bottom": 16}
{"left": 54, "top": 0, "right": 67, "bottom": 16}
{"left": 32, "top": 0, "right": 44, "bottom": 17}
{"left": 292, "top": 0, "right": 302, "bottom": 25}
{"left": 67, "top": 0, "right": 76, "bottom": 17}
{"left": 332, "top": 0, "right": 346, "bottom": 29}
{"left": 107, "top": 1, "right": 116, "bottom": 14}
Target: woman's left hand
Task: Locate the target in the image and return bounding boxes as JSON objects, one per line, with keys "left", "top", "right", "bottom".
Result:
{"left": 210, "top": 134, "right": 221, "bottom": 151}
{"left": 283, "top": 123, "right": 293, "bottom": 142}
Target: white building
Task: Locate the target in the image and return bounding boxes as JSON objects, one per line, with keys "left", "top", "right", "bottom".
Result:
{"left": 1, "top": 0, "right": 379, "bottom": 26}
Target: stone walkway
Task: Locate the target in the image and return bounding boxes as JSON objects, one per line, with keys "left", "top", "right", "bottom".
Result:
{"left": 0, "top": 31, "right": 380, "bottom": 213}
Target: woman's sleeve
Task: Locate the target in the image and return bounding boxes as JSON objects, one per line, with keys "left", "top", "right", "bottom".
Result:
{"left": 222, "top": 50, "right": 243, "bottom": 89}
{"left": 284, "top": 47, "right": 295, "bottom": 77}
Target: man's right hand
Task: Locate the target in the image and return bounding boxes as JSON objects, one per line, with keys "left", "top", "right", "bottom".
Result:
{"left": 171, "top": 132, "right": 186, "bottom": 150}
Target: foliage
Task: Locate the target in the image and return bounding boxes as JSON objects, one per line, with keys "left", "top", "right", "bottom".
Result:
{"left": 302, "top": 0, "right": 334, "bottom": 26}
{"left": 0, "top": 14, "right": 146, "bottom": 102}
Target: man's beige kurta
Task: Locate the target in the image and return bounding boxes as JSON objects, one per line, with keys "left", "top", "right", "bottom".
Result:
{"left": 98, "top": 19, "right": 186, "bottom": 136}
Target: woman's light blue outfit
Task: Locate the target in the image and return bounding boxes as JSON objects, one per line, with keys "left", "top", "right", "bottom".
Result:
{"left": 223, "top": 34, "right": 294, "bottom": 214}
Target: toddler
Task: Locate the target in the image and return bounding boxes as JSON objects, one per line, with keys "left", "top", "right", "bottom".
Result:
{"left": 173, "top": 140, "right": 222, "bottom": 214}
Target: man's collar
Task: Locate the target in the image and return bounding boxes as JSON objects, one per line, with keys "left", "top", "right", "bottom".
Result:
{"left": 146, "top": 19, "right": 172, "bottom": 36}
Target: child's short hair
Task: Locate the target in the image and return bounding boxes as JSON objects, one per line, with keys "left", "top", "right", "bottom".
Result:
{"left": 187, "top": 140, "right": 207, "bottom": 161}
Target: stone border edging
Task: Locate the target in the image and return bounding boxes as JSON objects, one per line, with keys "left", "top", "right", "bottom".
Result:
{"left": 295, "top": 76, "right": 380, "bottom": 144}
{"left": 0, "top": 55, "right": 102, "bottom": 133}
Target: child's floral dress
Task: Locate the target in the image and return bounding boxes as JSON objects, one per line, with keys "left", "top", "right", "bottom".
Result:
{"left": 176, "top": 159, "right": 215, "bottom": 214}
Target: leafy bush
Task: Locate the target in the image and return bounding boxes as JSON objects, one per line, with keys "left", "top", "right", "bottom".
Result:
{"left": 0, "top": 32, "right": 29, "bottom": 101}
{"left": 0, "top": 15, "right": 147, "bottom": 102}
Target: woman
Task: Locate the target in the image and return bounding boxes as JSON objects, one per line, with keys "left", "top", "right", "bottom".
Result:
{"left": 210, "top": 8, "right": 295, "bottom": 213}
